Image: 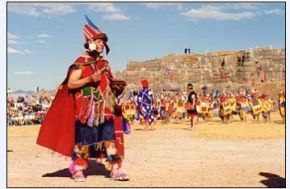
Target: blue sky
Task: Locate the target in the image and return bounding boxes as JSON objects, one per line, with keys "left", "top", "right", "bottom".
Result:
{"left": 7, "top": 2, "right": 285, "bottom": 91}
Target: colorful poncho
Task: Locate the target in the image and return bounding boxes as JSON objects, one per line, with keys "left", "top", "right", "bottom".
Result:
{"left": 36, "top": 53, "right": 127, "bottom": 157}
{"left": 137, "top": 88, "right": 154, "bottom": 123}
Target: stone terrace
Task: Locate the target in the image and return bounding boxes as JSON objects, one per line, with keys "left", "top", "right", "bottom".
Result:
{"left": 114, "top": 47, "right": 285, "bottom": 97}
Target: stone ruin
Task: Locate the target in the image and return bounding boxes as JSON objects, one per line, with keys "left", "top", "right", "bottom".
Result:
{"left": 114, "top": 47, "right": 285, "bottom": 98}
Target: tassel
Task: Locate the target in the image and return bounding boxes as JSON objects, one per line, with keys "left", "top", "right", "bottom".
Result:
{"left": 87, "top": 102, "right": 95, "bottom": 127}
{"left": 94, "top": 102, "right": 100, "bottom": 126}
{"left": 100, "top": 91, "right": 107, "bottom": 123}
{"left": 97, "top": 102, "right": 101, "bottom": 125}
{"left": 100, "top": 101, "right": 105, "bottom": 124}
{"left": 87, "top": 95, "right": 94, "bottom": 127}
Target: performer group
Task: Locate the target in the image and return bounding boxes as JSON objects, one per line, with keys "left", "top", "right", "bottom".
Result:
{"left": 125, "top": 86, "right": 285, "bottom": 127}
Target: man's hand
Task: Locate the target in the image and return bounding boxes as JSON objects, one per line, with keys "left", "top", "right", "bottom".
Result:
{"left": 91, "top": 66, "right": 107, "bottom": 82}
{"left": 90, "top": 72, "right": 101, "bottom": 82}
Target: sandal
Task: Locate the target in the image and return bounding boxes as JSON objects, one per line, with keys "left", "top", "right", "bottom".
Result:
{"left": 72, "top": 171, "right": 85, "bottom": 182}
{"left": 111, "top": 172, "right": 130, "bottom": 181}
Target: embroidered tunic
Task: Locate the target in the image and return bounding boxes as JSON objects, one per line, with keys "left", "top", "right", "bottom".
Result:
{"left": 137, "top": 88, "right": 154, "bottom": 123}
{"left": 71, "top": 52, "right": 124, "bottom": 159}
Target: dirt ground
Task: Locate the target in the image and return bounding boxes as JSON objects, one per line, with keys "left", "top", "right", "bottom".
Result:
{"left": 7, "top": 112, "right": 285, "bottom": 187}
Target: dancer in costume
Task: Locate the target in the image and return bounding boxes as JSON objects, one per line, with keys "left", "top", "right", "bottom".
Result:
{"left": 37, "top": 15, "right": 130, "bottom": 182}
{"left": 278, "top": 89, "right": 285, "bottom": 121}
{"left": 186, "top": 83, "right": 198, "bottom": 129}
{"left": 236, "top": 91, "right": 250, "bottom": 122}
{"left": 260, "top": 94, "right": 272, "bottom": 122}
{"left": 197, "top": 88, "right": 210, "bottom": 121}
{"left": 228, "top": 92, "right": 237, "bottom": 121}
{"left": 136, "top": 79, "right": 155, "bottom": 130}
{"left": 122, "top": 98, "right": 136, "bottom": 124}
{"left": 160, "top": 95, "right": 170, "bottom": 124}
{"left": 175, "top": 97, "right": 186, "bottom": 123}
{"left": 249, "top": 89, "right": 262, "bottom": 121}
{"left": 219, "top": 90, "right": 231, "bottom": 123}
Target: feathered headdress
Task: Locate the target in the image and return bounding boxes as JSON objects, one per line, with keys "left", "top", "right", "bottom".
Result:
{"left": 83, "top": 15, "right": 110, "bottom": 54}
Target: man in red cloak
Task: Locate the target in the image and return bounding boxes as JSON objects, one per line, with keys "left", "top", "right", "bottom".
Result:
{"left": 36, "top": 15, "right": 129, "bottom": 182}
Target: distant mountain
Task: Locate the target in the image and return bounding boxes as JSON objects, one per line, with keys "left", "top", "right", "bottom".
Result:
{"left": 8, "top": 89, "right": 56, "bottom": 100}
{"left": 12, "top": 90, "right": 35, "bottom": 95}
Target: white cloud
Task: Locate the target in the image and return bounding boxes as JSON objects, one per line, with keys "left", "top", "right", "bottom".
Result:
{"left": 8, "top": 39, "right": 18, "bottom": 45}
{"left": 221, "top": 4, "right": 284, "bottom": 16}
{"left": 8, "top": 3, "right": 130, "bottom": 21}
{"left": 144, "top": 3, "right": 183, "bottom": 10}
{"left": 86, "top": 3, "right": 130, "bottom": 21}
{"left": 36, "top": 40, "right": 46, "bottom": 44}
{"left": 264, "top": 9, "right": 284, "bottom": 16}
{"left": 23, "top": 49, "right": 32, "bottom": 54}
{"left": 41, "top": 4, "right": 76, "bottom": 15}
{"left": 37, "top": 33, "right": 52, "bottom": 38}
{"left": 8, "top": 47, "right": 32, "bottom": 55}
{"left": 35, "top": 33, "right": 52, "bottom": 44}
{"left": 8, "top": 4, "right": 41, "bottom": 16}
{"left": 14, "top": 71, "right": 34, "bottom": 75}
{"left": 8, "top": 3, "right": 76, "bottom": 17}
{"left": 144, "top": 3, "right": 282, "bottom": 22}
{"left": 103, "top": 13, "right": 129, "bottom": 21}
{"left": 8, "top": 32, "right": 19, "bottom": 45}
{"left": 180, "top": 5, "right": 256, "bottom": 21}
{"left": 8, "top": 47, "right": 22, "bottom": 54}
{"left": 218, "top": 3, "right": 260, "bottom": 10}
{"left": 8, "top": 32, "right": 18, "bottom": 40}
{"left": 87, "top": 3, "right": 120, "bottom": 13}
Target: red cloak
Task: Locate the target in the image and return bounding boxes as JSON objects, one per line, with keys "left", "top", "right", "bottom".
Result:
{"left": 36, "top": 65, "right": 76, "bottom": 157}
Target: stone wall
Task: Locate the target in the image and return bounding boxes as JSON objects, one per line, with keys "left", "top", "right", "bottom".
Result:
{"left": 115, "top": 47, "right": 285, "bottom": 97}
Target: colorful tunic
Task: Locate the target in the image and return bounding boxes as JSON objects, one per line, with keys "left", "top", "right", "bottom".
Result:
{"left": 220, "top": 94, "right": 231, "bottom": 116}
{"left": 137, "top": 88, "right": 154, "bottom": 123}
{"left": 198, "top": 95, "right": 209, "bottom": 114}
{"left": 278, "top": 94, "right": 286, "bottom": 119}
{"left": 72, "top": 52, "right": 125, "bottom": 160}
{"left": 279, "top": 95, "right": 286, "bottom": 108}
{"left": 187, "top": 91, "right": 198, "bottom": 116}
{"left": 237, "top": 95, "right": 250, "bottom": 112}
{"left": 37, "top": 52, "right": 126, "bottom": 160}
{"left": 250, "top": 97, "right": 262, "bottom": 115}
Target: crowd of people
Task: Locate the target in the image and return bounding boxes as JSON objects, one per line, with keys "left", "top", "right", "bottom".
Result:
{"left": 7, "top": 95, "right": 53, "bottom": 126}
{"left": 7, "top": 86, "right": 286, "bottom": 127}
{"left": 122, "top": 86, "right": 286, "bottom": 128}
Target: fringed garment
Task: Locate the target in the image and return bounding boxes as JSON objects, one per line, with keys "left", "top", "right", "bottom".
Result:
{"left": 37, "top": 52, "right": 126, "bottom": 162}
{"left": 72, "top": 53, "right": 125, "bottom": 160}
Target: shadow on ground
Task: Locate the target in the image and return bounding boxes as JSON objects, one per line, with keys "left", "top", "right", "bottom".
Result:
{"left": 259, "top": 172, "right": 285, "bottom": 188}
{"left": 42, "top": 160, "right": 110, "bottom": 178}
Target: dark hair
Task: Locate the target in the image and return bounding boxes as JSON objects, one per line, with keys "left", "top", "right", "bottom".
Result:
{"left": 187, "top": 83, "right": 193, "bottom": 87}
{"left": 84, "top": 42, "right": 89, "bottom": 49}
